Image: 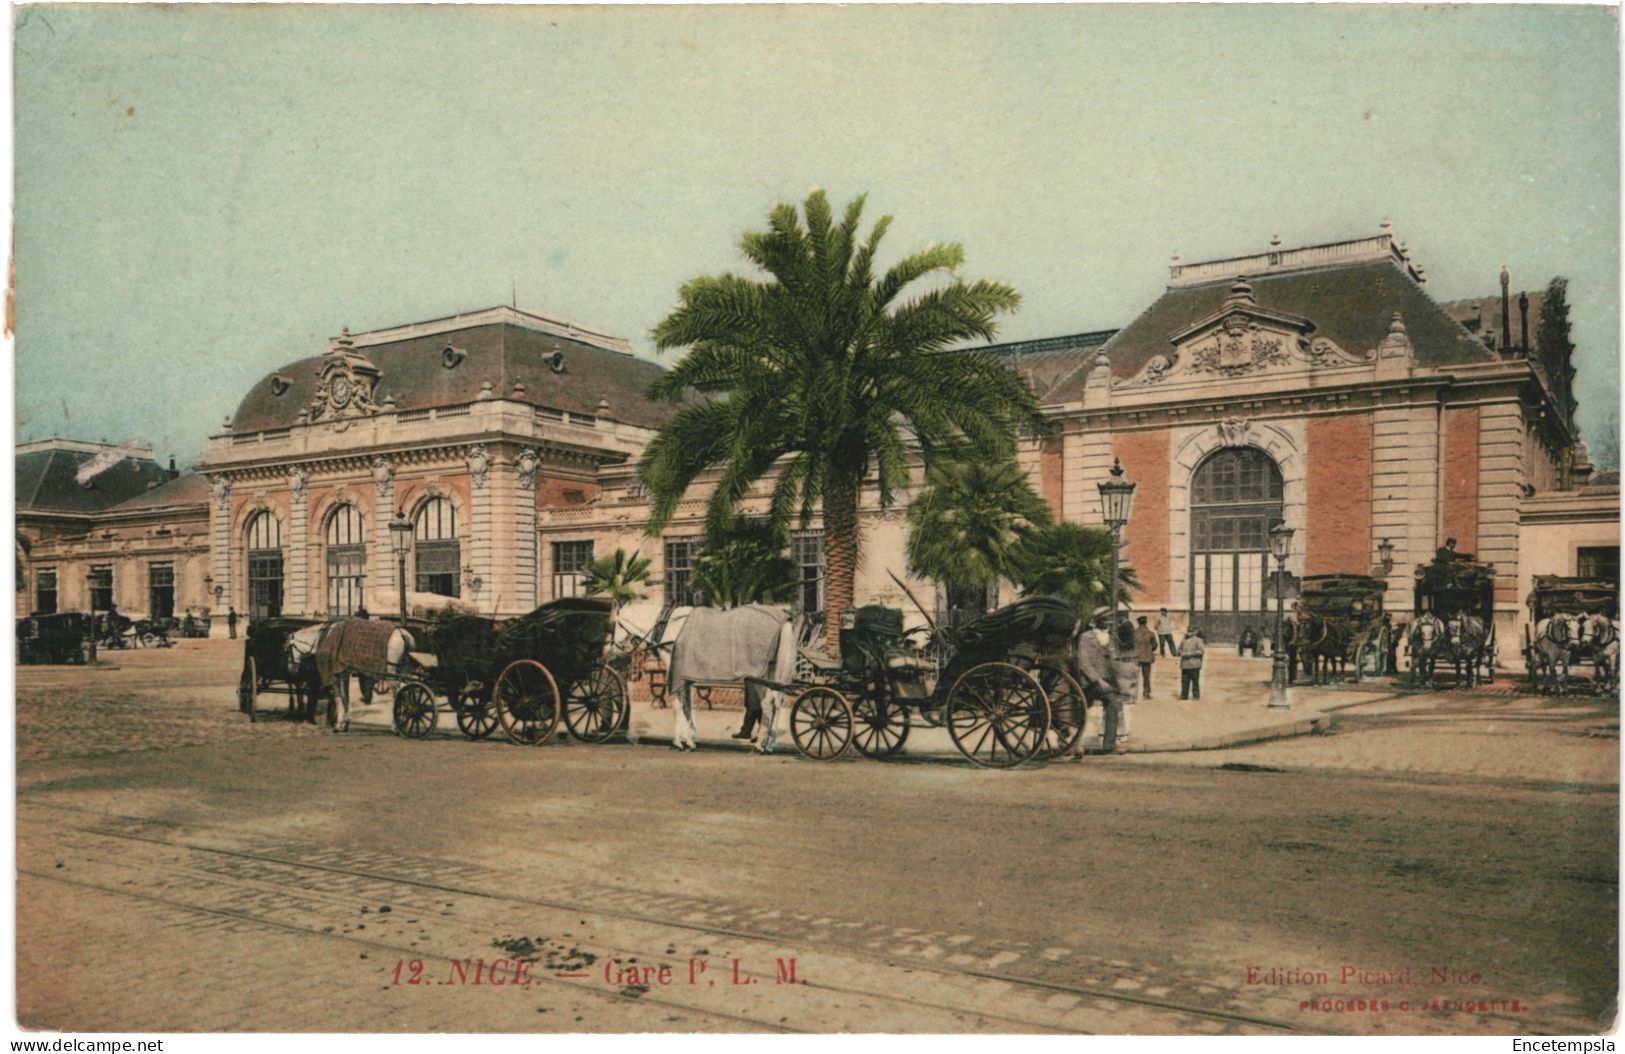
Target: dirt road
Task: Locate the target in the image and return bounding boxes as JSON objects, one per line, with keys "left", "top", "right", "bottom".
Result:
{"left": 14, "top": 642, "right": 1617, "bottom": 1034}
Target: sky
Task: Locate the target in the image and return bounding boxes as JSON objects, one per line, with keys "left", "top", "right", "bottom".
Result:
{"left": 13, "top": 3, "right": 1621, "bottom": 469}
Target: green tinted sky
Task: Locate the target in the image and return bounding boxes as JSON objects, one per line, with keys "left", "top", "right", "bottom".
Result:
{"left": 14, "top": 3, "right": 1621, "bottom": 467}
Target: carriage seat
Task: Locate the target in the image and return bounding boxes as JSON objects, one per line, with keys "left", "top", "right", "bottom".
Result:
{"left": 885, "top": 653, "right": 936, "bottom": 674}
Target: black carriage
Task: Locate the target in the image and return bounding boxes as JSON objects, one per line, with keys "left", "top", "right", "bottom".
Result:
{"left": 400, "top": 596, "right": 628, "bottom": 744}
{"left": 17, "top": 612, "right": 93, "bottom": 665}
{"left": 786, "top": 596, "right": 1080, "bottom": 769}
{"left": 1523, "top": 575, "right": 1618, "bottom": 688}
{"left": 1412, "top": 554, "right": 1498, "bottom": 685}
{"left": 237, "top": 617, "right": 321, "bottom": 722}
{"left": 1296, "top": 574, "right": 1390, "bottom": 683}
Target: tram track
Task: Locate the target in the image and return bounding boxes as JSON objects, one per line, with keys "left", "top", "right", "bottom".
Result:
{"left": 21, "top": 800, "right": 1302, "bottom": 1033}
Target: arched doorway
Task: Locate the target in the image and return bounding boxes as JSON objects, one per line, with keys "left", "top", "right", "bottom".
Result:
{"left": 325, "top": 504, "right": 367, "bottom": 616}
{"left": 1189, "top": 447, "right": 1282, "bottom": 643}
{"left": 244, "top": 510, "right": 284, "bottom": 619}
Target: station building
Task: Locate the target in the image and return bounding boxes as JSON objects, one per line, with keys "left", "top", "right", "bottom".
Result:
{"left": 15, "top": 226, "right": 1618, "bottom": 650}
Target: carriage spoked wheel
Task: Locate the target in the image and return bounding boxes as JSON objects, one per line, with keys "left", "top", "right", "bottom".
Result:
{"left": 455, "top": 688, "right": 499, "bottom": 740}
{"left": 1033, "top": 662, "right": 1087, "bottom": 760}
{"left": 851, "top": 695, "right": 910, "bottom": 758}
{"left": 946, "top": 661, "right": 1051, "bottom": 769}
{"left": 392, "top": 681, "right": 439, "bottom": 739}
{"left": 789, "top": 686, "right": 854, "bottom": 761}
{"left": 563, "top": 667, "right": 629, "bottom": 744}
{"left": 494, "top": 659, "right": 562, "bottom": 746}
{"left": 239, "top": 656, "right": 258, "bottom": 722}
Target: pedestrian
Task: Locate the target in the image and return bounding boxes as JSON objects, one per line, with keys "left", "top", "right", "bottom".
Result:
{"left": 1114, "top": 616, "right": 1140, "bottom": 743}
{"left": 1134, "top": 614, "right": 1158, "bottom": 699}
{"left": 1179, "top": 629, "right": 1206, "bottom": 700}
{"left": 1285, "top": 602, "right": 1301, "bottom": 684}
{"left": 1156, "top": 608, "right": 1178, "bottom": 657}
{"left": 1070, "top": 607, "right": 1132, "bottom": 755}
{"left": 227, "top": 606, "right": 238, "bottom": 640}
{"left": 1238, "top": 625, "right": 1260, "bottom": 657}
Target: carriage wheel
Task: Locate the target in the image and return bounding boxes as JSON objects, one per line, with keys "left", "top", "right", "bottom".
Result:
{"left": 393, "top": 682, "right": 438, "bottom": 739}
{"left": 1354, "top": 643, "right": 1375, "bottom": 684}
{"left": 455, "top": 688, "right": 499, "bottom": 740}
{"left": 239, "top": 656, "right": 258, "bottom": 722}
{"left": 494, "top": 660, "right": 562, "bottom": 746}
{"left": 851, "top": 695, "right": 910, "bottom": 758}
{"left": 564, "top": 667, "right": 628, "bottom": 744}
{"left": 789, "top": 687, "right": 854, "bottom": 761}
{"left": 946, "top": 662, "right": 1051, "bottom": 769}
{"left": 1034, "top": 663, "right": 1087, "bottom": 760}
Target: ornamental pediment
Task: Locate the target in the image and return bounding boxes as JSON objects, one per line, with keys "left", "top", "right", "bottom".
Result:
{"left": 1115, "top": 277, "right": 1371, "bottom": 389}
{"left": 306, "top": 329, "right": 383, "bottom": 423}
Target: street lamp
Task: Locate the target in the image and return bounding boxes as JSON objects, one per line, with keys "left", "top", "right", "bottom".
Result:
{"left": 388, "top": 508, "right": 413, "bottom": 626}
{"left": 1267, "top": 521, "right": 1295, "bottom": 710}
{"left": 1377, "top": 537, "right": 1394, "bottom": 575}
{"left": 1097, "top": 458, "right": 1137, "bottom": 654}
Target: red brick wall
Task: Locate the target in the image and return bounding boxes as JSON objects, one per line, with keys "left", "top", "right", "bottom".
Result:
{"left": 1306, "top": 414, "right": 1373, "bottom": 576}
{"left": 1441, "top": 407, "right": 1480, "bottom": 555}
{"left": 1112, "top": 430, "right": 1169, "bottom": 605}
{"left": 537, "top": 476, "right": 602, "bottom": 509}
{"left": 1039, "top": 439, "right": 1063, "bottom": 517}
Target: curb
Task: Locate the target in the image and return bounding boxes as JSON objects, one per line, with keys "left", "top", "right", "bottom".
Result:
{"left": 1126, "top": 715, "right": 1329, "bottom": 754}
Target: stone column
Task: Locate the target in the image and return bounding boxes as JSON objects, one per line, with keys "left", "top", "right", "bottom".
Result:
{"left": 467, "top": 445, "right": 494, "bottom": 614}
{"left": 208, "top": 477, "right": 233, "bottom": 637}
{"left": 287, "top": 468, "right": 309, "bottom": 615}
{"left": 513, "top": 448, "right": 541, "bottom": 612}
{"left": 371, "top": 457, "right": 397, "bottom": 609}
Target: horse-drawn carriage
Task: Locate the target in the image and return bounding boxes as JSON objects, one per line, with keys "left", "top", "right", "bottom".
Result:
{"left": 1410, "top": 554, "right": 1497, "bottom": 688}
{"left": 1523, "top": 576, "right": 1618, "bottom": 695}
{"left": 783, "top": 596, "right": 1085, "bottom": 768}
{"left": 17, "top": 612, "right": 94, "bottom": 665}
{"left": 403, "top": 596, "right": 627, "bottom": 744}
{"left": 1292, "top": 574, "right": 1390, "bottom": 684}
{"left": 238, "top": 617, "right": 321, "bottom": 722}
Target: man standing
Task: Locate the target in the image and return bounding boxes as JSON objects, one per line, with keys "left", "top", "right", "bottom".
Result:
{"left": 1134, "top": 615, "right": 1158, "bottom": 699}
{"left": 1179, "top": 629, "right": 1206, "bottom": 700}
{"left": 1071, "top": 607, "right": 1131, "bottom": 755}
{"left": 227, "top": 606, "right": 238, "bottom": 640}
{"left": 1284, "top": 602, "right": 1301, "bottom": 684}
{"left": 1156, "top": 608, "right": 1178, "bottom": 657}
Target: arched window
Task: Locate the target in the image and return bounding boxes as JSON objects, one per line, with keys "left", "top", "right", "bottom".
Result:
{"left": 244, "top": 510, "right": 284, "bottom": 619}
{"left": 414, "top": 498, "right": 461, "bottom": 597}
{"left": 1189, "top": 447, "right": 1283, "bottom": 642}
{"left": 325, "top": 504, "right": 367, "bottom": 616}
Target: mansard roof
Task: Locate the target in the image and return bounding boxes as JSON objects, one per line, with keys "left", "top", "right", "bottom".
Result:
{"left": 1048, "top": 255, "right": 1497, "bottom": 403}
{"left": 231, "top": 307, "right": 679, "bottom": 434}
{"left": 16, "top": 441, "right": 178, "bottom": 516}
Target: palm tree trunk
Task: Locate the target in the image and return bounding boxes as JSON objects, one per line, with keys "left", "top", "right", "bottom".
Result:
{"left": 823, "top": 478, "right": 860, "bottom": 656}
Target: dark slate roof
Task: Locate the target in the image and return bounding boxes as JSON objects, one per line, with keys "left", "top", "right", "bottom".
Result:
{"left": 106, "top": 472, "right": 211, "bottom": 513}
{"left": 1438, "top": 289, "right": 1546, "bottom": 351}
{"left": 233, "top": 321, "right": 680, "bottom": 433}
{"left": 977, "top": 330, "right": 1119, "bottom": 403}
{"left": 1049, "top": 260, "right": 1497, "bottom": 402}
{"left": 17, "top": 448, "right": 176, "bottom": 515}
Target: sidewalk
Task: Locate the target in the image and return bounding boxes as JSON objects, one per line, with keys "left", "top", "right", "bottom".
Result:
{"left": 341, "top": 651, "right": 1374, "bottom": 757}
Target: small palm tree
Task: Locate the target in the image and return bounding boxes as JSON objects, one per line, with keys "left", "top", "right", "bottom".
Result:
{"left": 641, "top": 189, "right": 1049, "bottom": 648}
{"left": 1011, "top": 522, "right": 1139, "bottom": 614}
{"left": 583, "top": 549, "right": 653, "bottom": 623}
{"left": 692, "top": 518, "right": 797, "bottom": 609}
{"left": 906, "top": 458, "right": 1052, "bottom": 613}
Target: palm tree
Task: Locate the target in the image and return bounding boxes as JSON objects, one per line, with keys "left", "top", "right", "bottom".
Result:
{"left": 582, "top": 548, "right": 653, "bottom": 624}
{"left": 1010, "top": 522, "right": 1140, "bottom": 614}
{"left": 641, "top": 189, "right": 1049, "bottom": 647}
{"left": 906, "top": 457, "right": 1052, "bottom": 614}
{"left": 692, "top": 518, "right": 797, "bottom": 609}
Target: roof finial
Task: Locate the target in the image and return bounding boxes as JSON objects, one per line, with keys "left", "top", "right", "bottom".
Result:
{"left": 1380, "top": 219, "right": 1392, "bottom": 235}
{"left": 1269, "top": 234, "right": 1281, "bottom": 248}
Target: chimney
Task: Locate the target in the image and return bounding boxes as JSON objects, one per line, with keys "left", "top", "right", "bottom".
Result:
{"left": 168, "top": 456, "right": 177, "bottom": 479}
{"left": 1519, "top": 290, "right": 1530, "bottom": 352}
{"left": 1499, "top": 265, "right": 1511, "bottom": 352}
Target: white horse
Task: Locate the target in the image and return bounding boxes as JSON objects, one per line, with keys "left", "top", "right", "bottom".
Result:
{"left": 664, "top": 605, "right": 799, "bottom": 752}
{"left": 288, "top": 618, "right": 414, "bottom": 732}
{"left": 1530, "top": 615, "right": 1576, "bottom": 695}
